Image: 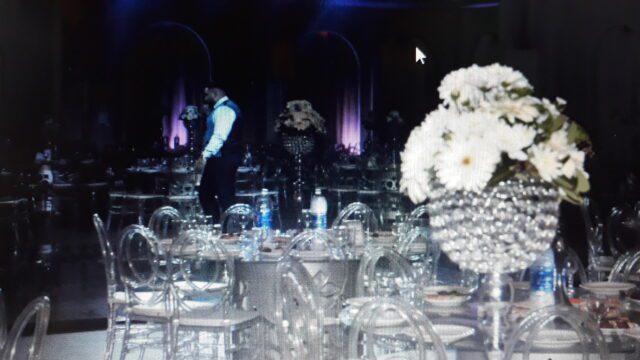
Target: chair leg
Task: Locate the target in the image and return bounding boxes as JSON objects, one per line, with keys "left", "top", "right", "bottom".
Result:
{"left": 119, "top": 319, "right": 132, "bottom": 360}
{"left": 104, "top": 306, "right": 118, "bottom": 360}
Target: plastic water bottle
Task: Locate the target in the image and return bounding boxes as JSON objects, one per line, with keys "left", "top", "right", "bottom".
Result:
{"left": 257, "top": 189, "right": 273, "bottom": 230}
{"left": 529, "top": 248, "right": 557, "bottom": 309}
{"left": 310, "top": 188, "right": 328, "bottom": 229}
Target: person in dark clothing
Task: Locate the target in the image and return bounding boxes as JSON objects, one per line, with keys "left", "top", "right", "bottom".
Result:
{"left": 198, "top": 85, "right": 243, "bottom": 222}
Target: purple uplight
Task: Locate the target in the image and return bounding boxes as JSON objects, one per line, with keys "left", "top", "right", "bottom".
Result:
{"left": 164, "top": 77, "right": 188, "bottom": 149}
{"left": 337, "top": 87, "right": 361, "bottom": 154}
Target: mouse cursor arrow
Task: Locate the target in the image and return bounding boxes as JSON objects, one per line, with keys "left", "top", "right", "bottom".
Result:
{"left": 415, "top": 47, "right": 426, "bottom": 64}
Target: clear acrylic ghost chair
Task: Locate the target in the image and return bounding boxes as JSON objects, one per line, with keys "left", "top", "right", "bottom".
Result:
{"left": 168, "top": 229, "right": 261, "bottom": 359}
{"left": 606, "top": 204, "right": 640, "bottom": 259}
{"left": 356, "top": 247, "right": 416, "bottom": 298}
{"left": 221, "top": 204, "right": 258, "bottom": 234}
{"left": 609, "top": 249, "right": 636, "bottom": 282}
{"left": 148, "top": 206, "right": 184, "bottom": 241}
{"left": 504, "top": 305, "right": 608, "bottom": 360}
{"left": 332, "top": 202, "right": 380, "bottom": 240}
{"left": 284, "top": 230, "right": 349, "bottom": 358}
{"left": 609, "top": 248, "right": 640, "bottom": 283}
{"left": 408, "top": 205, "right": 429, "bottom": 228}
{"left": 274, "top": 257, "right": 324, "bottom": 360}
{"left": 93, "top": 214, "right": 127, "bottom": 360}
{"left": 347, "top": 297, "right": 447, "bottom": 360}
{"left": 117, "top": 225, "right": 172, "bottom": 360}
{"left": 0, "top": 290, "right": 6, "bottom": 351}
{"left": 0, "top": 296, "right": 50, "bottom": 360}
{"left": 396, "top": 227, "right": 440, "bottom": 286}
{"left": 580, "top": 197, "right": 606, "bottom": 280}
{"left": 560, "top": 246, "right": 588, "bottom": 299}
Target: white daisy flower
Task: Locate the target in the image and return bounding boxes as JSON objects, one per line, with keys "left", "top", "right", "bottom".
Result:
{"left": 529, "top": 144, "right": 563, "bottom": 182}
{"left": 435, "top": 136, "right": 501, "bottom": 192}
{"left": 494, "top": 123, "right": 537, "bottom": 161}
{"left": 561, "top": 150, "right": 586, "bottom": 178}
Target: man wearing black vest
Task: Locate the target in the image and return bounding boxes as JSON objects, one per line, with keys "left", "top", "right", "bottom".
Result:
{"left": 199, "top": 84, "right": 243, "bottom": 222}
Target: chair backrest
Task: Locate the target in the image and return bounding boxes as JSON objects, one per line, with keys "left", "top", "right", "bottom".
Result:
{"left": 0, "top": 290, "right": 6, "bottom": 351}
{"left": 284, "top": 230, "right": 349, "bottom": 316}
{"left": 220, "top": 204, "right": 257, "bottom": 234}
{"left": 168, "top": 229, "right": 234, "bottom": 313}
{"left": 504, "top": 305, "right": 608, "bottom": 360}
{"left": 609, "top": 249, "right": 635, "bottom": 282}
{"left": 332, "top": 202, "right": 379, "bottom": 234}
{"left": 93, "top": 214, "right": 117, "bottom": 297}
{"left": 561, "top": 246, "right": 588, "bottom": 298}
{"left": 1, "top": 296, "right": 50, "bottom": 360}
{"left": 148, "top": 206, "right": 183, "bottom": 240}
{"left": 580, "top": 197, "right": 604, "bottom": 276}
{"left": 348, "top": 297, "right": 447, "bottom": 360}
{"left": 117, "top": 225, "right": 167, "bottom": 308}
{"left": 396, "top": 227, "right": 441, "bottom": 285}
{"left": 274, "top": 257, "right": 323, "bottom": 360}
{"left": 605, "top": 204, "right": 640, "bottom": 258}
{"left": 356, "top": 247, "right": 415, "bottom": 297}
{"left": 408, "top": 205, "right": 429, "bottom": 227}
{"left": 610, "top": 248, "right": 640, "bottom": 283}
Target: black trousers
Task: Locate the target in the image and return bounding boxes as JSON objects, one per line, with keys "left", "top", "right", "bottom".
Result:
{"left": 198, "top": 154, "right": 241, "bottom": 222}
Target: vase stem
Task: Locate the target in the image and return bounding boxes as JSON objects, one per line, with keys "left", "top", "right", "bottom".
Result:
{"left": 479, "top": 272, "right": 513, "bottom": 359}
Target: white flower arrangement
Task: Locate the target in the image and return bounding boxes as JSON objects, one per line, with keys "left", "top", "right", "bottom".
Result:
{"left": 275, "top": 100, "right": 326, "bottom": 135}
{"left": 179, "top": 105, "right": 199, "bottom": 122}
{"left": 401, "top": 64, "right": 591, "bottom": 204}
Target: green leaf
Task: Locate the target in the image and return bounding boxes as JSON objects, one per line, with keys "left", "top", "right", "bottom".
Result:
{"left": 541, "top": 114, "right": 566, "bottom": 135}
{"left": 561, "top": 188, "right": 583, "bottom": 205}
{"left": 567, "top": 122, "right": 591, "bottom": 145}
{"left": 575, "top": 170, "right": 590, "bottom": 193}
{"left": 489, "top": 167, "right": 516, "bottom": 186}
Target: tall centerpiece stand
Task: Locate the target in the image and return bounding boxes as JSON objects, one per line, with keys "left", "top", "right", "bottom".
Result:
{"left": 275, "top": 100, "right": 326, "bottom": 216}
{"left": 399, "top": 64, "right": 592, "bottom": 358}
{"left": 282, "top": 134, "right": 315, "bottom": 209}
{"left": 179, "top": 105, "right": 200, "bottom": 169}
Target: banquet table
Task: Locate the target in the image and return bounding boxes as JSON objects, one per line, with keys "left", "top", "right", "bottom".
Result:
{"left": 161, "top": 230, "right": 640, "bottom": 359}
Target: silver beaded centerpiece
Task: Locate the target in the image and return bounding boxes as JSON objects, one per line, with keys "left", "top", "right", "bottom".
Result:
{"left": 427, "top": 179, "right": 560, "bottom": 274}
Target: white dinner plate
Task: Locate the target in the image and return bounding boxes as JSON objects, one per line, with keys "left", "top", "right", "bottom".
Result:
{"left": 601, "top": 322, "right": 639, "bottom": 336}
{"left": 422, "top": 285, "right": 472, "bottom": 296}
{"left": 406, "top": 324, "right": 475, "bottom": 344}
{"left": 345, "top": 297, "right": 375, "bottom": 308}
{"left": 623, "top": 326, "right": 640, "bottom": 341}
{"left": 374, "top": 311, "right": 407, "bottom": 327}
{"left": 521, "top": 329, "right": 580, "bottom": 349}
{"left": 580, "top": 282, "right": 636, "bottom": 295}
{"left": 423, "top": 294, "right": 470, "bottom": 308}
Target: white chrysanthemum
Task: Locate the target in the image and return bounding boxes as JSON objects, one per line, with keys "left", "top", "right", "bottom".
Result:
{"left": 445, "top": 111, "right": 500, "bottom": 142}
{"left": 529, "top": 144, "right": 563, "bottom": 182}
{"left": 435, "top": 136, "right": 501, "bottom": 192}
{"left": 400, "top": 115, "right": 446, "bottom": 203}
{"left": 547, "top": 129, "right": 570, "bottom": 153}
{"left": 494, "top": 123, "right": 537, "bottom": 161}
{"left": 561, "top": 150, "right": 586, "bottom": 178}
{"left": 484, "top": 96, "right": 540, "bottom": 123}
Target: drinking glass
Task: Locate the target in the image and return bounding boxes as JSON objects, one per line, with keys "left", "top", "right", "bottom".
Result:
{"left": 583, "top": 293, "right": 611, "bottom": 325}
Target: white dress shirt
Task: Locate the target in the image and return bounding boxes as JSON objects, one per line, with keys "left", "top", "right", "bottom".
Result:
{"left": 202, "top": 96, "right": 237, "bottom": 159}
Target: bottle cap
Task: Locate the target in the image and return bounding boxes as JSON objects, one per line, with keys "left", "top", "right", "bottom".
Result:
{"left": 315, "top": 188, "right": 321, "bottom": 195}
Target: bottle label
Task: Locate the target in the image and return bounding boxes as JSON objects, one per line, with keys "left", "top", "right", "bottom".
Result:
{"left": 530, "top": 267, "right": 556, "bottom": 293}
{"left": 259, "top": 210, "right": 272, "bottom": 229}
{"left": 312, "top": 214, "right": 327, "bottom": 229}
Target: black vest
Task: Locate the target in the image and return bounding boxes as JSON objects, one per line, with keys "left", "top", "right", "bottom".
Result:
{"left": 220, "top": 99, "right": 243, "bottom": 156}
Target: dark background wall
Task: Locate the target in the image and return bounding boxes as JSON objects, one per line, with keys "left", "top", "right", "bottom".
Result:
{"left": 1, "top": 0, "right": 640, "bottom": 211}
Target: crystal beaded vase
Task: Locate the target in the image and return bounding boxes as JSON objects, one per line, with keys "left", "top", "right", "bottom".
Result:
{"left": 427, "top": 178, "right": 560, "bottom": 358}
{"left": 427, "top": 178, "right": 560, "bottom": 274}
